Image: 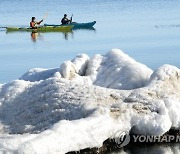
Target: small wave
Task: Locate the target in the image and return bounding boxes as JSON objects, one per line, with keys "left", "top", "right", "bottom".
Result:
{"left": 155, "top": 24, "right": 180, "bottom": 28}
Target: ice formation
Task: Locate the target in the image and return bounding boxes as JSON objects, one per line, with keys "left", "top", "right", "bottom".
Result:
{"left": 0, "top": 49, "right": 180, "bottom": 153}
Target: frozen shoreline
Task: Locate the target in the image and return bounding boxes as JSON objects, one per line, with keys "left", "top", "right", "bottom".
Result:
{"left": 0, "top": 49, "right": 180, "bottom": 153}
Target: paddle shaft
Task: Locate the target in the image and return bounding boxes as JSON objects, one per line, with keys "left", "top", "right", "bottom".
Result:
{"left": 70, "top": 14, "right": 73, "bottom": 23}
{"left": 0, "top": 13, "right": 47, "bottom": 29}
{"left": 42, "top": 12, "right": 48, "bottom": 20}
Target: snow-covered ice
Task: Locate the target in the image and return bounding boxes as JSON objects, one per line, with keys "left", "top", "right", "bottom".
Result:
{"left": 0, "top": 49, "right": 180, "bottom": 153}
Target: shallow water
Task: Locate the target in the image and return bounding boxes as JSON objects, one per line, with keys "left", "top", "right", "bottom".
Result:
{"left": 0, "top": 0, "right": 180, "bottom": 84}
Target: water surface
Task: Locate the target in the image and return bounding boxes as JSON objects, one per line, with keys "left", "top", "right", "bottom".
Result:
{"left": 0, "top": 0, "right": 180, "bottom": 83}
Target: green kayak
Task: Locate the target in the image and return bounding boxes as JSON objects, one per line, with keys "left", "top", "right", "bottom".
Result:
{"left": 6, "top": 25, "right": 73, "bottom": 32}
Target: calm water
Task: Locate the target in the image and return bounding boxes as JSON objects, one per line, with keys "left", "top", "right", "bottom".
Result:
{"left": 0, "top": 0, "right": 180, "bottom": 84}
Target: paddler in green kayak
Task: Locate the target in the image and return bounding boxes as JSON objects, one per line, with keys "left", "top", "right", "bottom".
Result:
{"left": 30, "top": 17, "right": 43, "bottom": 29}
{"left": 61, "top": 14, "right": 72, "bottom": 25}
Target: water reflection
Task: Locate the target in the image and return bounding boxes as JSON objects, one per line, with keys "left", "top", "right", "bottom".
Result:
{"left": 63, "top": 31, "right": 73, "bottom": 40}
{"left": 109, "top": 143, "right": 180, "bottom": 154}
{"left": 29, "top": 27, "right": 96, "bottom": 42}
{"left": 30, "top": 31, "right": 74, "bottom": 42}
{"left": 31, "top": 32, "right": 39, "bottom": 42}
{"left": 6, "top": 27, "right": 96, "bottom": 42}
{"left": 73, "top": 27, "right": 96, "bottom": 31}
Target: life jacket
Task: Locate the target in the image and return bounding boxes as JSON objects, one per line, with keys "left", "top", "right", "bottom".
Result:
{"left": 30, "top": 21, "right": 37, "bottom": 28}
{"left": 61, "top": 18, "right": 69, "bottom": 25}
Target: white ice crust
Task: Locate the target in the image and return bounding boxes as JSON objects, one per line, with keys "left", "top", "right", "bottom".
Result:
{"left": 0, "top": 49, "right": 180, "bottom": 153}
